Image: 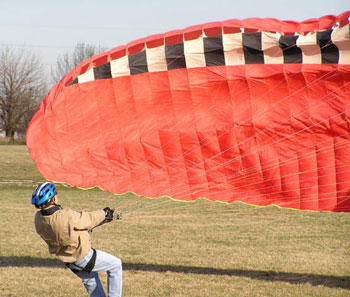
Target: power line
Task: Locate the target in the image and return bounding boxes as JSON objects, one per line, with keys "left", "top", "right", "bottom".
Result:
{"left": 0, "top": 23, "right": 164, "bottom": 31}
{"left": 0, "top": 43, "right": 111, "bottom": 50}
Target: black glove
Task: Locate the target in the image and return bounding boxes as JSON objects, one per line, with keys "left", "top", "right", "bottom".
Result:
{"left": 103, "top": 207, "right": 114, "bottom": 223}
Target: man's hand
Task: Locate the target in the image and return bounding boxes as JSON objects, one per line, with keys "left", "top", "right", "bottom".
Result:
{"left": 103, "top": 207, "right": 114, "bottom": 223}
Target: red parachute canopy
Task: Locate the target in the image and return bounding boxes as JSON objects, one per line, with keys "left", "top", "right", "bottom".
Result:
{"left": 27, "top": 12, "right": 350, "bottom": 212}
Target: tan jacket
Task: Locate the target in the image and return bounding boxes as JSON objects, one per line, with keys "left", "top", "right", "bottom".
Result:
{"left": 35, "top": 207, "right": 105, "bottom": 263}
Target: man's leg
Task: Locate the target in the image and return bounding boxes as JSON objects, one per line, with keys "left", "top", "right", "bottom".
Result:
{"left": 70, "top": 249, "right": 106, "bottom": 297}
{"left": 93, "top": 250, "right": 122, "bottom": 297}
{"left": 75, "top": 270, "right": 106, "bottom": 297}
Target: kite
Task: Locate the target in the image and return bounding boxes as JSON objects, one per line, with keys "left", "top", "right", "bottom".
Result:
{"left": 26, "top": 12, "right": 350, "bottom": 212}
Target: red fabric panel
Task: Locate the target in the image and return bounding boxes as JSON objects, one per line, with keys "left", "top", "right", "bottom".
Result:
{"left": 27, "top": 64, "right": 350, "bottom": 211}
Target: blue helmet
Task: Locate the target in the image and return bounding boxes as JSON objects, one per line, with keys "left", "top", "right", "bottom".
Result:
{"left": 32, "top": 182, "right": 57, "bottom": 207}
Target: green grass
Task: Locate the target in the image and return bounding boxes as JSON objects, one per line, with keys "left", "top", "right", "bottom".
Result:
{"left": 0, "top": 145, "right": 349, "bottom": 296}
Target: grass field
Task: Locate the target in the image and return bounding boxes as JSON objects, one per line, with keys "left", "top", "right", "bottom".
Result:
{"left": 0, "top": 145, "right": 349, "bottom": 297}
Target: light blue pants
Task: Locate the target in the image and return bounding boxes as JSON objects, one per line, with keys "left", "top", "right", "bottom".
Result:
{"left": 68, "top": 249, "right": 122, "bottom": 297}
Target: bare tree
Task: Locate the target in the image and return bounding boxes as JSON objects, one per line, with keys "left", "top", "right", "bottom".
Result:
{"left": 0, "top": 47, "right": 47, "bottom": 140}
{"left": 51, "top": 42, "right": 103, "bottom": 83}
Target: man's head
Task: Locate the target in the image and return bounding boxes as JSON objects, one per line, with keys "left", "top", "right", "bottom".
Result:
{"left": 31, "top": 182, "right": 57, "bottom": 209}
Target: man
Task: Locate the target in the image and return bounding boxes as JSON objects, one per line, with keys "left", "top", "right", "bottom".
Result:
{"left": 32, "top": 182, "right": 122, "bottom": 297}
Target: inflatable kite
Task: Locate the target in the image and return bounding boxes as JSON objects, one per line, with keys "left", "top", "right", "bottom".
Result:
{"left": 27, "top": 12, "right": 350, "bottom": 212}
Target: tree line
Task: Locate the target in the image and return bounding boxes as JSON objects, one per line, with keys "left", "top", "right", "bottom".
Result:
{"left": 0, "top": 43, "right": 101, "bottom": 141}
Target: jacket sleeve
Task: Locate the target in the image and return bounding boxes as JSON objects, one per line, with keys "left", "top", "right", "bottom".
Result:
{"left": 68, "top": 209, "right": 106, "bottom": 230}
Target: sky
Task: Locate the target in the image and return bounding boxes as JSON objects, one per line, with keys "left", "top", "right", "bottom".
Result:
{"left": 0, "top": 0, "right": 348, "bottom": 76}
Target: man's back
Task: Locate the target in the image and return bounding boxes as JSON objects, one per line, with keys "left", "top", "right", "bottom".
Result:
{"left": 35, "top": 207, "right": 105, "bottom": 262}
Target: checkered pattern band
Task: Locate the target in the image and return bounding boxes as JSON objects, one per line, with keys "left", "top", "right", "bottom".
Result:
{"left": 67, "top": 22, "right": 350, "bottom": 86}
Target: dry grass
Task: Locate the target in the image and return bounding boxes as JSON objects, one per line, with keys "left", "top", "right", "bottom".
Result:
{"left": 0, "top": 145, "right": 349, "bottom": 296}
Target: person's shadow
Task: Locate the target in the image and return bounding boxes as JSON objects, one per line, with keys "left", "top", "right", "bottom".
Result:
{"left": 1, "top": 256, "right": 349, "bottom": 289}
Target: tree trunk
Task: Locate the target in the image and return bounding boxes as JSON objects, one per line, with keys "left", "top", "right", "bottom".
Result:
{"left": 5, "top": 128, "right": 15, "bottom": 141}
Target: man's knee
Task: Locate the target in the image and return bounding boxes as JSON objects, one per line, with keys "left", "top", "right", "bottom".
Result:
{"left": 111, "top": 257, "right": 122, "bottom": 272}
